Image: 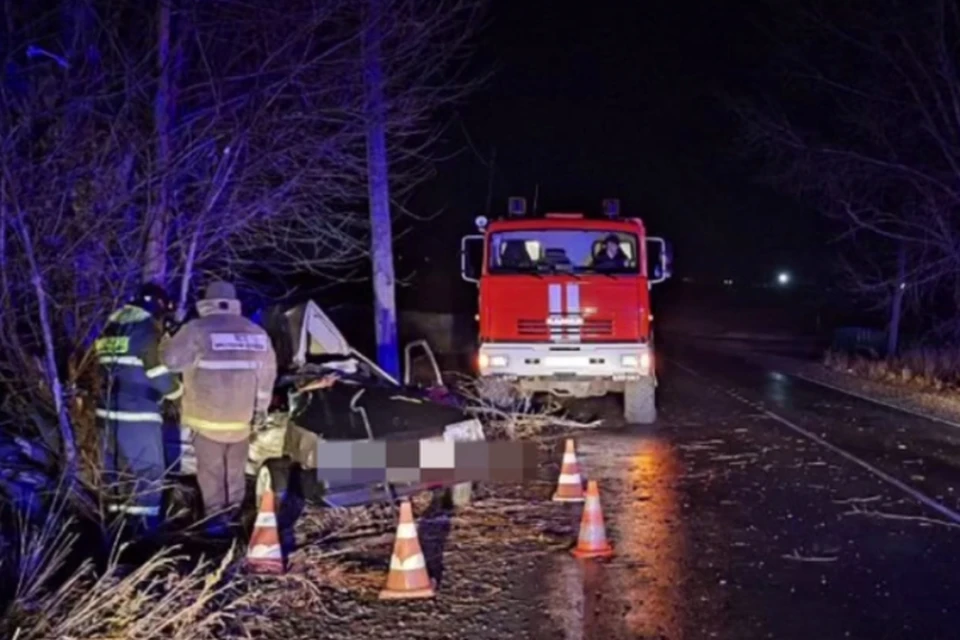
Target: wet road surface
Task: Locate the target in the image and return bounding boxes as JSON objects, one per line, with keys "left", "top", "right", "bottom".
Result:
{"left": 632, "top": 345, "right": 960, "bottom": 639}
{"left": 538, "top": 345, "right": 960, "bottom": 638}
{"left": 251, "top": 345, "right": 960, "bottom": 639}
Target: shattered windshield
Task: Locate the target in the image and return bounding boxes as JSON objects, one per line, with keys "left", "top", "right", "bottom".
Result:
{"left": 488, "top": 229, "right": 640, "bottom": 275}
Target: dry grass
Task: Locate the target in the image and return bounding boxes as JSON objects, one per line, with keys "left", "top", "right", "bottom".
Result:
{"left": 1, "top": 493, "right": 251, "bottom": 640}
{"left": 12, "top": 545, "right": 245, "bottom": 640}
{"left": 0, "top": 370, "right": 588, "bottom": 639}
{"left": 824, "top": 347, "right": 960, "bottom": 392}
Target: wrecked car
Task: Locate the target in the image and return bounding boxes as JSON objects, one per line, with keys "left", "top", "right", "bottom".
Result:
{"left": 164, "top": 300, "right": 485, "bottom": 517}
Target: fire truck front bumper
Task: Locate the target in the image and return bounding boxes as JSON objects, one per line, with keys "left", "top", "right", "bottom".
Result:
{"left": 477, "top": 342, "right": 653, "bottom": 382}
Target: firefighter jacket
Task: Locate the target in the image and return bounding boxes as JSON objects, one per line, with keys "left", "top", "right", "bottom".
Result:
{"left": 160, "top": 298, "right": 277, "bottom": 439}
{"left": 95, "top": 305, "right": 183, "bottom": 423}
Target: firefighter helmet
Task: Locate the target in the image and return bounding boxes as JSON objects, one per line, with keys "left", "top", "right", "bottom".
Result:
{"left": 132, "top": 282, "right": 174, "bottom": 317}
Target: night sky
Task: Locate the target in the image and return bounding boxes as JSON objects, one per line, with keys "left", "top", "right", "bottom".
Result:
{"left": 400, "top": 0, "right": 830, "bottom": 311}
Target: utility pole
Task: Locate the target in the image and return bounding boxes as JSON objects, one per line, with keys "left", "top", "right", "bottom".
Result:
{"left": 363, "top": 0, "right": 400, "bottom": 379}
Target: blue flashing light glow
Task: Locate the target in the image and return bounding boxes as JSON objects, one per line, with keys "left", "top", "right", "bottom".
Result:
{"left": 602, "top": 199, "right": 620, "bottom": 217}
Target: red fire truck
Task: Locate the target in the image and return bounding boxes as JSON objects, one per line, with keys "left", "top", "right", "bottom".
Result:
{"left": 460, "top": 197, "right": 671, "bottom": 423}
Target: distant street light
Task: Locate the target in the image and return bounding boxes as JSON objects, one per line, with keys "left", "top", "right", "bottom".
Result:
{"left": 777, "top": 271, "right": 791, "bottom": 286}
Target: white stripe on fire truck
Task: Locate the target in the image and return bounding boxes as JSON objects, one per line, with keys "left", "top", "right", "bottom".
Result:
{"left": 548, "top": 284, "right": 562, "bottom": 314}
{"left": 565, "top": 283, "right": 580, "bottom": 313}
{"left": 566, "top": 283, "right": 582, "bottom": 341}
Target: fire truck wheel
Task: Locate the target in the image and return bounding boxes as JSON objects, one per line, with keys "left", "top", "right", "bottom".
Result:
{"left": 624, "top": 379, "right": 656, "bottom": 424}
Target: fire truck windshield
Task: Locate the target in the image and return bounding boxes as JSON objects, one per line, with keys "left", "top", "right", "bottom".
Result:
{"left": 488, "top": 229, "right": 640, "bottom": 275}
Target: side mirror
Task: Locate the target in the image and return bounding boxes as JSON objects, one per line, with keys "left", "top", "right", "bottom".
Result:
{"left": 646, "top": 237, "right": 672, "bottom": 284}
{"left": 460, "top": 235, "right": 484, "bottom": 284}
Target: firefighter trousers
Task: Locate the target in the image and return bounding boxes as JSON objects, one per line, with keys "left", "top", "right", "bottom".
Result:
{"left": 194, "top": 433, "right": 249, "bottom": 520}
{"left": 100, "top": 417, "right": 165, "bottom": 530}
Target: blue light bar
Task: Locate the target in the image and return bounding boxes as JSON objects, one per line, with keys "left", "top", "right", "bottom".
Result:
{"left": 508, "top": 196, "right": 527, "bottom": 216}
{"left": 602, "top": 198, "right": 620, "bottom": 218}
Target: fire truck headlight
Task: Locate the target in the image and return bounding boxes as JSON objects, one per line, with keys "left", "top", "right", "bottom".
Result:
{"left": 622, "top": 353, "right": 652, "bottom": 374}
{"left": 478, "top": 353, "right": 508, "bottom": 369}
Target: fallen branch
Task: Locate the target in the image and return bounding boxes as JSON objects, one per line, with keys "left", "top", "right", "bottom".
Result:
{"left": 782, "top": 550, "right": 839, "bottom": 563}
{"left": 452, "top": 375, "right": 603, "bottom": 438}
{"left": 832, "top": 495, "right": 883, "bottom": 505}
{"left": 841, "top": 505, "right": 960, "bottom": 530}
{"left": 710, "top": 453, "right": 759, "bottom": 462}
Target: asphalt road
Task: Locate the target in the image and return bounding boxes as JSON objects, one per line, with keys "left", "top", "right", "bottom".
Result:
{"left": 249, "top": 344, "right": 960, "bottom": 639}
{"left": 616, "top": 343, "right": 960, "bottom": 640}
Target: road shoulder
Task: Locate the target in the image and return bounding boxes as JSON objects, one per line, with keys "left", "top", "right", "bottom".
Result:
{"left": 686, "top": 337, "right": 960, "bottom": 430}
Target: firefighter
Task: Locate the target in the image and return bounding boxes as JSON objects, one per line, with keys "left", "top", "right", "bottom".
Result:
{"left": 160, "top": 280, "right": 277, "bottom": 535}
{"left": 96, "top": 282, "right": 183, "bottom": 534}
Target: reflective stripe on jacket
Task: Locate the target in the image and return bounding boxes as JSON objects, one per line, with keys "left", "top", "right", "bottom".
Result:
{"left": 96, "top": 305, "right": 182, "bottom": 420}
{"left": 160, "top": 298, "right": 277, "bottom": 436}
{"left": 107, "top": 503, "right": 161, "bottom": 516}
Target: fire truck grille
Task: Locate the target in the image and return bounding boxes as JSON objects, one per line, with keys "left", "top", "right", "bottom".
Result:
{"left": 517, "top": 319, "right": 614, "bottom": 338}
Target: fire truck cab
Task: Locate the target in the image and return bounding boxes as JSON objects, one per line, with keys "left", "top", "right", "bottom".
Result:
{"left": 460, "top": 197, "right": 671, "bottom": 424}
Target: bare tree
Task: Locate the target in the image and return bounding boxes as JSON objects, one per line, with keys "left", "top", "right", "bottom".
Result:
{"left": 0, "top": 0, "right": 487, "bottom": 496}
{"left": 141, "top": 0, "right": 181, "bottom": 286}
{"left": 157, "top": 0, "right": 487, "bottom": 313}
{"left": 736, "top": 0, "right": 960, "bottom": 341}
{"left": 0, "top": 7, "right": 147, "bottom": 477}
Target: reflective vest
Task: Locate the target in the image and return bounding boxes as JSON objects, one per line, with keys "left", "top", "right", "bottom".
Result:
{"left": 161, "top": 299, "right": 277, "bottom": 434}
{"left": 95, "top": 305, "right": 182, "bottom": 423}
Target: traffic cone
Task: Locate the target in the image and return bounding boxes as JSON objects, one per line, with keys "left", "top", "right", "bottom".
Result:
{"left": 379, "top": 500, "right": 436, "bottom": 600}
{"left": 571, "top": 480, "right": 614, "bottom": 559}
{"left": 552, "top": 438, "right": 585, "bottom": 502}
{"left": 245, "top": 488, "right": 285, "bottom": 574}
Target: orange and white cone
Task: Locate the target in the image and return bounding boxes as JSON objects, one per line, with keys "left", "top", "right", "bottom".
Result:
{"left": 245, "top": 488, "right": 285, "bottom": 574}
{"left": 380, "top": 500, "right": 436, "bottom": 600}
{"left": 571, "top": 480, "right": 614, "bottom": 559}
{"left": 552, "top": 438, "right": 585, "bottom": 502}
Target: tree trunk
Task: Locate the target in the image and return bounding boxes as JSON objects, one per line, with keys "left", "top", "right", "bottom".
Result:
{"left": 175, "top": 227, "right": 200, "bottom": 323}
{"left": 144, "top": 0, "right": 175, "bottom": 285}
{"left": 363, "top": 0, "right": 400, "bottom": 379}
{"left": 13, "top": 212, "right": 77, "bottom": 479}
{"left": 174, "top": 145, "right": 236, "bottom": 321}
{"left": 887, "top": 242, "right": 906, "bottom": 357}
{"left": 0, "top": 201, "right": 7, "bottom": 303}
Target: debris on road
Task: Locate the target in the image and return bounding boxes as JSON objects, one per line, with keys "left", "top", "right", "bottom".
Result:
{"left": 781, "top": 550, "right": 839, "bottom": 563}
{"left": 235, "top": 481, "right": 579, "bottom": 639}
{"left": 456, "top": 376, "right": 605, "bottom": 439}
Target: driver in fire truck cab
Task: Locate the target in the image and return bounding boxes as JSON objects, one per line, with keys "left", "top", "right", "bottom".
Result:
{"left": 593, "top": 233, "right": 629, "bottom": 270}
{"left": 494, "top": 231, "right": 639, "bottom": 274}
